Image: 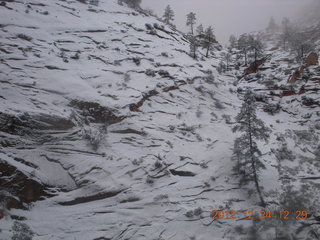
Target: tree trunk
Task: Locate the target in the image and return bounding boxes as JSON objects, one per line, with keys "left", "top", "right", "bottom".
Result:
{"left": 248, "top": 120, "right": 266, "bottom": 208}
{"left": 206, "top": 37, "right": 211, "bottom": 57}
{"left": 244, "top": 50, "right": 247, "bottom": 66}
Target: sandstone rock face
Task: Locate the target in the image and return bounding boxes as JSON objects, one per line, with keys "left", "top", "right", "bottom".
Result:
{"left": 288, "top": 69, "right": 301, "bottom": 83}
{"left": 0, "top": 161, "right": 50, "bottom": 209}
{"left": 304, "top": 52, "right": 319, "bottom": 66}
{"left": 244, "top": 57, "right": 268, "bottom": 75}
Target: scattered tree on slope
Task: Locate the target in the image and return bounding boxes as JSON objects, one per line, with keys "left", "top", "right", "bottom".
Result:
{"left": 233, "top": 90, "right": 270, "bottom": 207}
{"left": 163, "top": 5, "right": 174, "bottom": 25}
{"left": 186, "top": 12, "right": 197, "bottom": 35}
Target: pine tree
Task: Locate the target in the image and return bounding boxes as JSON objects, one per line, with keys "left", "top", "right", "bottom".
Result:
{"left": 186, "top": 12, "right": 196, "bottom": 34}
{"left": 189, "top": 34, "right": 199, "bottom": 59}
{"left": 222, "top": 50, "right": 232, "bottom": 71}
{"left": 247, "top": 35, "right": 264, "bottom": 63}
{"left": 119, "top": 0, "right": 141, "bottom": 9}
{"left": 267, "top": 17, "right": 278, "bottom": 33}
{"left": 89, "top": 0, "right": 99, "bottom": 6}
{"left": 233, "top": 90, "right": 270, "bottom": 207}
{"left": 281, "top": 17, "right": 291, "bottom": 50}
{"left": 238, "top": 34, "right": 249, "bottom": 66}
{"left": 196, "top": 24, "right": 204, "bottom": 37}
{"left": 289, "top": 33, "right": 315, "bottom": 61}
{"left": 163, "top": 5, "right": 174, "bottom": 25}
{"left": 229, "top": 34, "right": 237, "bottom": 49}
{"left": 203, "top": 26, "right": 215, "bottom": 57}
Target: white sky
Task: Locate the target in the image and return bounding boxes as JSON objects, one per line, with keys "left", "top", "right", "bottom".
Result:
{"left": 142, "top": 0, "right": 314, "bottom": 45}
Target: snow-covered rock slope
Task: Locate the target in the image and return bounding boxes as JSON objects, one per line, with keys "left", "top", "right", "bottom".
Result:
{"left": 0, "top": 1, "right": 319, "bottom": 240}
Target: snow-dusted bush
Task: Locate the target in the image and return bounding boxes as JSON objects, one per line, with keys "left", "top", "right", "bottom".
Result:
{"left": 216, "top": 61, "right": 226, "bottom": 74}
{"left": 294, "top": 129, "right": 318, "bottom": 143}
{"left": 89, "top": 0, "right": 99, "bottom": 6}
{"left": 161, "top": 52, "right": 169, "bottom": 57}
{"left": 263, "top": 102, "right": 281, "bottom": 115}
{"left": 82, "top": 125, "right": 106, "bottom": 151}
{"left": 146, "top": 176, "right": 154, "bottom": 184}
{"left": 12, "top": 221, "right": 34, "bottom": 240}
{"left": 275, "top": 145, "right": 295, "bottom": 161}
{"left": 222, "top": 114, "right": 232, "bottom": 124}
{"left": 196, "top": 107, "right": 203, "bottom": 118}
{"left": 70, "top": 51, "right": 80, "bottom": 60}
{"left": 214, "top": 99, "right": 225, "bottom": 110}
{"left": 204, "top": 71, "right": 215, "bottom": 84}
{"left": 154, "top": 160, "right": 162, "bottom": 169}
{"left": 132, "top": 57, "right": 141, "bottom": 66}
{"left": 158, "top": 69, "right": 170, "bottom": 77}
{"left": 145, "top": 69, "right": 156, "bottom": 77}
{"left": 123, "top": 73, "right": 131, "bottom": 82}
{"left": 16, "top": 34, "right": 32, "bottom": 41}
{"left": 118, "top": 0, "right": 141, "bottom": 9}
{"left": 301, "top": 96, "right": 316, "bottom": 106}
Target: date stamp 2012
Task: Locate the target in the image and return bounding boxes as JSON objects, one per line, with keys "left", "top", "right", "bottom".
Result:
{"left": 211, "top": 210, "right": 309, "bottom": 220}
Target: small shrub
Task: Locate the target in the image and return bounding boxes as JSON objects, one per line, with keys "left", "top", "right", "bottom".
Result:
{"left": 263, "top": 103, "right": 280, "bottom": 115}
{"left": 89, "top": 0, "right": 99, "bottom": 6}
{"left": 12, "top": 221, "right": 34, "bottom": 240}
{"left": 222, "top": 114, "right": 232, "bottom": 124}
{"left": 145, "top": 23, "right": 153, "bottom": 30}
{"left": 145, "top": 69, "right": 156, "bottom": 77}
{"left": 185, "top": 210, "right": 194, "bottom": 218}
{"left": 132, "top": 57, "right": 141, "bottom": 66}
{"left": 158, "top": 70, "right": 170, "bottom": 77}
{"left": 154, "top": 160, "right": 162, "bottom": 169}
{"left": 124, "top": 73, "right": 131, "bottom": 82}
{"left": 200, "top": 161, "right": 208, "bottom": 168}
{"left": 275, "top": 145, "right": 296, "bottom": 161}
{"left": 204, "top": 71, "right": 215, "bottom": 84}
{"left": 146, "top": 176, "right": 154, "bottom": 184}
{"left": 193, "top": 207, "right": 202, "bottom": 216}
{"left": 70, "top": 51, "right": 80, "bottom": 60}
{"left": 16, "top": 34, "right": 32, "bottom": 41}
{"left": 82, "top": 125, "right": 106, "bottom": 151}
{"left": 214, "top": 100, "right": 225, "bottom": 110}
{"left": 113, "top": 60, "right": 121, "bottom": 66}
{"left": 161, "top": 52, "right": 169, "bottom": 57}
{"left": 196, "top": 107, "right": 202, "bottom": 118}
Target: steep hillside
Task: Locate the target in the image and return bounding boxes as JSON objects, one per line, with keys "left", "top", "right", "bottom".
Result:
{"left": 0, "top": 1, "right": 240, "bottom": 239}
{"left": 0, "top": 1, "right": 320, "bottom": 240}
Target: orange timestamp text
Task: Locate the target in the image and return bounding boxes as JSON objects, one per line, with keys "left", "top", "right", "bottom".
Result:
{"left": 211, "top": 210, "right": 309, "bottom": 220}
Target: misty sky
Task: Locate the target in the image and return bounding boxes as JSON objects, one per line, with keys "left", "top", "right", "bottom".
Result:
{"left": 142, "top": 0, "right": 313, "bottom": 44}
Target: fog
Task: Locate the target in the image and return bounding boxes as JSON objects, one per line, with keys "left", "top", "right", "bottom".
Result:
{"left": 142, "top": 0, "right": 314, "bottom": 44}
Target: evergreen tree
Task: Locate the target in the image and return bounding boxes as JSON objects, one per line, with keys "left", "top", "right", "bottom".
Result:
{"left": 12, "top": 221, "right": 34, "bottom": 240}
{"left": 248, "top": 35, "right": 264, "bottom": 63}
{"left": 229, "top": 34, "right": 237, "bottom": 49}
{"left": 189, "top": 34, "right": 199, "bottom": 59}
{"left": 162, "top": 5, "right": 174, "bottom": 25}
{"left": 267, "top": 16, "right": 278, "bottom": 33}
{"left": 233, "top": 90, "right": 270, "bottom": 207}
{"left": 203, "top": 26, "right": 215, "bottom": 57}
{"left": 118, "top": 0, "right": 141, "bottom": 9}
{"left": 289, "top": 33, "right": 315, "bottom": 61}
{"left": 281, "top": 17, "right": 291, "bottom": 50}
{"left": 196, "top": 24, "right": 204, "bottom": 37}
{"left": 238, "top": 34, "right": 249, "bottom": 66}
{"left": 89, "top": 0, "right": 99, "bottom": 6}
{"left": 186, "top": 12, "right": 196, "bottom": 34}
{"left": 222, "top": 50, "right": 232, "bottom": 71}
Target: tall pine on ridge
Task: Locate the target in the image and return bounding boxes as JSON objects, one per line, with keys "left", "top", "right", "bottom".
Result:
{"left": 186, "top": 12, "right": 196, "bottom": 34}
{"left": 163, "top": 5, "right": 174, "bottom": 25}
{"left": 233, "top": 89, "right": 270, "bottom": 207}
